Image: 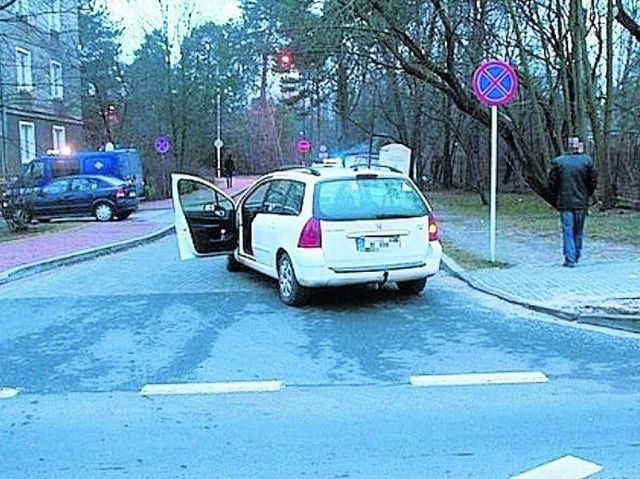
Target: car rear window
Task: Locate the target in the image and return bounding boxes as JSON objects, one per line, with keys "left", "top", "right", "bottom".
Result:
{"left": 315, "top": 177, "right": 429, "bottom": 220}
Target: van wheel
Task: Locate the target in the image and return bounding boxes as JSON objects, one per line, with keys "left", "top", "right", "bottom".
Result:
{"left": 397, "top": 278, "right": 427, "bottom": 295}
{"left": 94, "top": 203, "right": 114, "bottom": 222}
{"left": 277, "top": 252, "right": 309, "bottom": 306}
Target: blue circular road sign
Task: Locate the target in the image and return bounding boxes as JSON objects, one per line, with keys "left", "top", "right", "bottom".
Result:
{"left": 154, "top": 135, "right": 171, "bottom": 154}
{"left": 472, "top": 60, "right": 518, "bottom": 107}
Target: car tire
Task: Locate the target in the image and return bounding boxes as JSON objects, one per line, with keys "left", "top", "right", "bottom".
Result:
{"left": 396, "top": 278, "right": 427, "bottom": 295}
{"left": 94, "top": 202, "right": 114, "bottom": 222}
{"left": 226, "top": 254, "right": 245, "bottom": 272}
{"left": 277, "top": 252, "right": 309, "bottom": 306}
{"left": 115, "top": 212, "right": 132, "bottom": 221}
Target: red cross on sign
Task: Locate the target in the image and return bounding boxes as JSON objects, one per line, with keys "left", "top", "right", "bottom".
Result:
{"left": 472, "top": 60, "right": 518, "bottom": 107}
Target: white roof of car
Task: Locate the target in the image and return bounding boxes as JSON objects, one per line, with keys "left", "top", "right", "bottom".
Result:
{"left": 267, "top": 165, "right": 406, "bottom": 182}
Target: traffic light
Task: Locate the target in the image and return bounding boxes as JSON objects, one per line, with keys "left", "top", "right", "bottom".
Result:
{"left": 278, "top": 49, "right": 293, "bottom": 72}
{"left": 105, "top": 103, "right": 118, "bottom": 124}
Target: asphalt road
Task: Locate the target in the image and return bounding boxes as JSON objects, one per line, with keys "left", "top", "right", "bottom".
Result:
{"left": 1, "top": 236, "right": 639, "bottom": 478}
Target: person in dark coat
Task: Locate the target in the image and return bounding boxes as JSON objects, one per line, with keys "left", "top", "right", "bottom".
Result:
{"left": 223, "top": 154, "right": 234, "bottom": 188}
{"left": 547, "top": 137, "right": 598, "bottom": 267}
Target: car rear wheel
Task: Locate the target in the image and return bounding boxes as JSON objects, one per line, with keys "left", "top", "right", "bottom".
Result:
{"left": 94, "top": 202, "right": 114, "bottom": 222}
{"left": 277, "top": 252, "right": 309, "bottom": 306}
{"left": 396, "top": 278, "right": 427, "bottom": 295}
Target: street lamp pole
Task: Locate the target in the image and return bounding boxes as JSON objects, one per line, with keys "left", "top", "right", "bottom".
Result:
{"left": 216, "top": 93, "right": 221, "bottom": 178}
{"left": 214, "top": 63, "right": 223, "bottom": 179}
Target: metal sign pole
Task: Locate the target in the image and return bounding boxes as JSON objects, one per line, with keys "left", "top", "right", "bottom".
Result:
{"left": 472, "top": 59, "right": 518, "bottom": 264}
{"left": 490, "top": 106, "right": 498, "bottom": 263}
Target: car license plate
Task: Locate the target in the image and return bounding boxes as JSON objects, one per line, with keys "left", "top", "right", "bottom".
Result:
{"left": 356, "top": 236, "right": 400, "bottom": 252}
{"left": 129, "top": 192, "right": 136, "bottom": 197}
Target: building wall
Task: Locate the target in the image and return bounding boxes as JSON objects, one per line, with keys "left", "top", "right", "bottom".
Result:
{"left": 0, "top": 0, "right": 84, "bottom": 177}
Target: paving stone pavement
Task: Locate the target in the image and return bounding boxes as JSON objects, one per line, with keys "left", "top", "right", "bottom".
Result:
{"left": 1, "top": 175, "right": 638, "bottom": 332}
{"left": 439, "top": 213, "right": 640, "bottom": 330}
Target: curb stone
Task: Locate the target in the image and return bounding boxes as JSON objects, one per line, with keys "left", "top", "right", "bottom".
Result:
{"left": 0, "top": 184, "right": 252, "bottom": 285}
{"left": 0, "top": 225, "right": 175, "bottom": 285}
{"left": 441, "top": 254, "right": 640, "bottom": 333}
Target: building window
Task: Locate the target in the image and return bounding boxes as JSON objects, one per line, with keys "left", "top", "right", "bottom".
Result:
{"left": 50, "top": 61, "right": 64, "bottom": 98}
{"left": 50, "top": 0, "right": 61, "bottom": 32}
{"left": 52, "top": 126, "right": 66, "bottom": 151}
{"left": 19, "top": 121, "right": 36, "bottom": 164}
{"left": 16, "top": 48, "right": 33, "bottom": 92}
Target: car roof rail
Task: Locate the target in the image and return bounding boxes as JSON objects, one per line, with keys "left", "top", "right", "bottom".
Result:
{"left": 273, "top": 165, "right": 322, "bottom": 176}
{"left": 350, "top": 163, "right": 402, "bottom": 174}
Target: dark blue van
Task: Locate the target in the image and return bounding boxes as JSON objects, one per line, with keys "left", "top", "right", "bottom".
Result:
{"left": 22, "top": 149, "right": 145, "bottom": 197}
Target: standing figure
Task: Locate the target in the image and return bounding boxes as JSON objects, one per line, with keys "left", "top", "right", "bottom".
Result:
{"left": 547, "top": 137, "right": 598, "bottom": 267}
{"left": 223, "top": 154, "right": 234, "bottom": 189}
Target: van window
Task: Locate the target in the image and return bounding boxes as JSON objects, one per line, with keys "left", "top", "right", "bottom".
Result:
{"left": 51, "top": 157, "right": 80, "bottom": 178}
{"left": 28, "top": 160, "right": 44, "bottom": 180}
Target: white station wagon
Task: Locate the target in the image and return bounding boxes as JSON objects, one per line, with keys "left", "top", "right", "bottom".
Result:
{"left": 172, "top": 166, "right": 442, "bottom": 306}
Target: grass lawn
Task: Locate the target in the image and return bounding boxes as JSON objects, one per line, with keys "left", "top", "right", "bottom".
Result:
{"left": 0, "top": 221, "right": 80, "bottom": 243}
{"left": 428, "top": 190, "right": 640, "bottom": 247}
{"left": 427, "top": 190, "right": 640, "bottom": 269}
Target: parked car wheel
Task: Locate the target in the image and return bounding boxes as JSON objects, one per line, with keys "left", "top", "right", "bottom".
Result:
{"left": 396, "top": 278, "right": 427, "bottom": 295}
{"left": 277, "top": 252, "right": 309, "bottom": 306}
{"left": 94, "top": 202, "right": 114, "bottom": 222}
{"left": 226, "top": 254, "right": 245, "bottom": 272}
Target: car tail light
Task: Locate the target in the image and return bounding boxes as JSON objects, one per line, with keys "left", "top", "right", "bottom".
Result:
{"left": 298, "top": 217, "right": 322, "bottom": 248}
{"left": 428, "top": 214, "right": 439, "bottom": 241}
{"left": 115, "top": 187, "right": 126, "bottom": 198}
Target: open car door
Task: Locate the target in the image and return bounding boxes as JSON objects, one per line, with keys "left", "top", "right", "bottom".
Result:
{"left": 171, "top": 173, "right": 238, "bottom": 260}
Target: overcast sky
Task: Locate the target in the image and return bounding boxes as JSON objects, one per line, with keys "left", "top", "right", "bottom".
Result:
{"left": 100, "top": 0, "right": 242, "bottom": 60}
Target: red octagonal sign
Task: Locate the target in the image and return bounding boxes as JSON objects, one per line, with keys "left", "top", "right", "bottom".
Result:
{"left": 297, "top": 139, "right": 311, "bottom": 154}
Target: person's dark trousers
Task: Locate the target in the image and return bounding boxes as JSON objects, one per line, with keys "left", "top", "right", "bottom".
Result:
{"left": 226, "top": 175, "right": 232, "bottom": 188}
{"left": 560, "top": 209, "right": 586, "bottom": 265}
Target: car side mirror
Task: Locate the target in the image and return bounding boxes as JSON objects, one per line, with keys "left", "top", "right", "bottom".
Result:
{"left": 203, "top": 202, "right": 226, "bottom": 217}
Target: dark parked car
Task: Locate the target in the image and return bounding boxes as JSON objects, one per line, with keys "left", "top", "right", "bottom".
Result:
{"left": 31, "top": 175, "right": 139, "bottom": 223}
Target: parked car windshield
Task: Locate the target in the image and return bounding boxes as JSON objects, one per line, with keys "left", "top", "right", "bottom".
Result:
{"left": 315, "top": 177, "right": 429, "bottom": 221}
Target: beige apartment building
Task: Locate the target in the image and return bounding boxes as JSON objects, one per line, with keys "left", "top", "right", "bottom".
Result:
{"left": 0, "top": 0, "right": 83, "bottom": 177}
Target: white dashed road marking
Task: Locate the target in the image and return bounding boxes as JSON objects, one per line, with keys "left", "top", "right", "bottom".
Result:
{"left": 511, "top": 455, "right": 603, "bottom": 478}
{"left": 409, "top": 371, "right": 549, "bottom": 387}
{"left": 0, "top": 387, "right": 20, "bottom": 399}
{"left": 139, "top": 380, "right": 283, "bottom": 396}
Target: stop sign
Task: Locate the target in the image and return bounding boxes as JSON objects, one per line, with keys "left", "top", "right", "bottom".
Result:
{"left": 297, "top": 139, "right": 311, "bottom": 154}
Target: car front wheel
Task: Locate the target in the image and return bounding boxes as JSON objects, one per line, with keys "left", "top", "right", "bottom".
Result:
{"left": 277, "top": 252, "right": 309, "bottom": 306}
{"left": 94, "top": 202, "right": 114, "bottom": 222}
{"left": 397, "top": 278, "right": 427, "bottom": 295}
{"left": 226, "top": 253, "right": 245, "bottom": 272}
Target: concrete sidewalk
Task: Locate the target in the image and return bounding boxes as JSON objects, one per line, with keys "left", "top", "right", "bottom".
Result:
{"left": 1, "top": 175, "right": 638, "bottom": 332}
